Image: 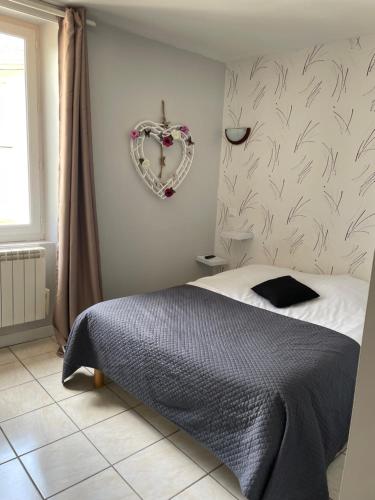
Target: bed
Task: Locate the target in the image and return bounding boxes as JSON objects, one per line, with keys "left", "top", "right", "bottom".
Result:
{"left": 63, "top": 264, "right": 368, "bottom": 500}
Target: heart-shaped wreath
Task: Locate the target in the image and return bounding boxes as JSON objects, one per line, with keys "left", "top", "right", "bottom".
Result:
{"left": 130, "top": 107, "right": 194, "bottom": 199}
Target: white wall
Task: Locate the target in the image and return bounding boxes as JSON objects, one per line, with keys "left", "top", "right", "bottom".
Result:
{"left": 88, "top": 23, "right": 225, "bottom": 299}
{"left": 216, "top": 35, "right": 375, "bottom": 280}
{"left": 340, "top": 252, "right": 375, "bottom": 499}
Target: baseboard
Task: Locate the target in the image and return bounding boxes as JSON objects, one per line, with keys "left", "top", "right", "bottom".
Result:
{"left": 0, "top": 324, "right": 54, "bottom": 348}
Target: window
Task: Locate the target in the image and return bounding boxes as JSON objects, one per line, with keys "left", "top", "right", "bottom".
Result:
{"left": 0, "top": 17, "right": 42, "bottom": 242}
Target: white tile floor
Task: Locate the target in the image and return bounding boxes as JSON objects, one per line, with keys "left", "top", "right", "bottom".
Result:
{"left": 0, "top": 338, "right": 346, "bottom": 500}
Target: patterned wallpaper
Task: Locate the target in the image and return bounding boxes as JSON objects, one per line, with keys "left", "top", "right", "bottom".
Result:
{"left": 216, "top": 35, "right": 375, "bottom": 280}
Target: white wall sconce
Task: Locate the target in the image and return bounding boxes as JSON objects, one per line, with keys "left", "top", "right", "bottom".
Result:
{"left": 225, "top": 127, "right": 251, "bottom": 145}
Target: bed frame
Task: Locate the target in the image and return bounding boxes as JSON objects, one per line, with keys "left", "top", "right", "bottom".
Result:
{"left": 94, "top": 369, "right": 105, "bottom": 388}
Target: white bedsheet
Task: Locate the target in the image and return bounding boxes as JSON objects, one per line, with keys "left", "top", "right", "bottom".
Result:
{"left": 189, "top": 264, "right": 369, "bottom": 345}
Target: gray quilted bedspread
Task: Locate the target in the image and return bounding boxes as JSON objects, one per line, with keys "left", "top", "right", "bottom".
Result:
{"left": 63, "top": 285, "right": 359, "bottom": 500}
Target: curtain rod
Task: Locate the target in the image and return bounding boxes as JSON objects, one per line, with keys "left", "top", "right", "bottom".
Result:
{"left": 2, "top": 0, "right": 96, "bottom": 26}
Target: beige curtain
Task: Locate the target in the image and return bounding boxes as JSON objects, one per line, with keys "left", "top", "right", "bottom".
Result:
{"left": 53, "top": 7, "right": 103, "bottom": 347}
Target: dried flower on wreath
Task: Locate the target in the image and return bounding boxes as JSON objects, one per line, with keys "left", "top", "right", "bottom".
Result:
{"left": 164, "top": 187, "right": 175, "bottom": 198}
{"left": 130, "top": 130, "right": 140, "bottom": 140}
{"left": 162, "top": 135, "right": 174, "bottom": 147}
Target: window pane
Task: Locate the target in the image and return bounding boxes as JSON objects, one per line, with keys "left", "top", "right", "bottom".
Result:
{"left": 0, "top": 32, "right": 30, "bottom": 226}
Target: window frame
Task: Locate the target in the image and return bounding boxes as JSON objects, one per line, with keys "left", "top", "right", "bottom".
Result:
{"left": 0, "top": 16, "right": 43, "bottom": 243}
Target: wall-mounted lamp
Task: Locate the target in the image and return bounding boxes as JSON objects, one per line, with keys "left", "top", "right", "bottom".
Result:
{"left": 225, "top": 127, "right": 251, "bottom": 145}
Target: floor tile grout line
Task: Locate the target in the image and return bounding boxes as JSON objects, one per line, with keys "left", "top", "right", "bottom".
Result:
{"left": 47, "top": 383, "right": 114, "bottom": 440}
{"left": 104, "top": 384, "right": 181, "bottom": 438}
{"left": 43, "top": 464, "right": 144, "bottom": 500}
{"left": 9, "top": 339, "right": 57, "bottom": 358}
{"left": 111, "top": 465, "right": 143, "bottom": 500}
{"left": 4, "top": 349, "right": 59, "bottom": 385}
{"left": 0, "top": 359, "right": 34, "bottom": 392}
{"left": 209, "top": 469, "right": 245, "bottom": 500}
{"left": 45, "top": 465, "right": 143, "bottom": 500}
{"left": 55, "top": 381, "right": 196, "bottom": 492}
{"left": 7, "top": 361, "right": 95, "bottom": 460}
{"left": 2, "top": 370, "right": 174, "bottom": 433}
{"left": 2, "top": 342, "right": 343, "bottom": 500}
{"left": 54, "top": 397, "right": 145, "bottom": 500}
{"left": 1, "top": 355, "right": 277, "bottom": 500}
{"left": 9, "top": 349, "right": 59, "bottom": 363}
{"left": 168, "top": 470, "right": 210, "bottom": 499}
{"left": 0, "top": 377, "right": 34, "bottom": 394}
{"left": 132, "top": 405, "right": 180, "bottom": 437}
{"left": 168, "top": 469, "right": 240, "bottom": 500}
{"left": 1, "top": 367, "right": 129, "bottom": 418}
{"left": 18, "top": 376, "right": 116, "bottom": 500}
{"left": 1, "top": 387, "right": 227, "bottom": 496}
{"left": 7, "top": 428, "right": 82, "bottom": 459}
{"left": 11, "top": 344, "right": 63, "bottom": 380}
{"left": 77, "top": 428, "right": 144, "bottom": 500}
{"left": 69, "top": 407, "right": 129, "bottom": 431}
{"left": 1, "top": 425, "right": 44, "bottom": 498}
{"left": 52, "top": 382, "right": 134, "bottom": 430}
{"left": 110, "top": 433, "right": 210, "bottom": 499}
{"left": 1, "top": 379, "right": 98, "bottom": 466}
{"left": 165, "top": 432, "right": 222, "bottom": 475}
{"left": 0, "top": 349, "right": 57, "bottom": 424}
{"left": 64, "top": 393, "right": 199, "bottom": 498}
{"left": 23, "top": 366, "right": 62, "bottom": 380}
{"left": 4, "top": 365, "right": 342, "bottom": 500}
{"left": 106, "top": 383, "right": 143, "bottom": 408}
{"left": 165, "top": 430, "right": 223, "bottom": 474}
{"left": 0, "top": 455, "right": 17, "bottom": 466}
{"left": 11, "top": 351, "right": 64, "bottom": 400}
{"left": 17, "top": 369, "right": 117, "bottom": 498}
{"left": 0, "top": 401, "right": 56, "bottom": 425}
{"left": 0, "top": 377, "right": 39, "bottom": 394}
{"left": 17, "top": 456, "right": 45, "bottom": 499}
{"left": 10, "top": 362, "right": 219, "bottom": 497}
{"left": 0, "top": 427, "right": 18, "bottom": 458}
{"left": 121, "top": 403, "right": 223, "bottom": 478}
{"left": 2, "top": 357, "right": 219, "bottom": 483}
{"left": 38, "top": 384, "right": 94, "bottom": 404}
{"left": 110, "top": 433, "right": 208, "bottom": 500}
{"left": 0, "top": 358, "right": 34, "bottom": 370}
{"left": 43, "top": 464, "right": 112, "bottom": 499}
{"left": 110, "top": 435, "right": 168, "bottom": 467}
{"left": 38, "top": 367, "right": 102, "bottom": 403}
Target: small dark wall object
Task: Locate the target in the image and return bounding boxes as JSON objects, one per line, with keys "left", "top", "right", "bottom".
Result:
{"left": 225, "top": 127, "right": 251, "bottom": 145}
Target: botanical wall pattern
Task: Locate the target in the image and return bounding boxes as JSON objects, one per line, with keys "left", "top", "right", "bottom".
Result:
{"left": 216, "top": 35, "right": 375, "bottom": 280}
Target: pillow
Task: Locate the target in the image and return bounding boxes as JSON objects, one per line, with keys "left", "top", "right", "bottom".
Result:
{"left": 251, "top": 275, "right": 319, "bottom": 308}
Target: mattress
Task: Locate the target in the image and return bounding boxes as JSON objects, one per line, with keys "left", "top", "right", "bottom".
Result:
{"left": 190, "top": 264, "right": 368, "bottom": 344}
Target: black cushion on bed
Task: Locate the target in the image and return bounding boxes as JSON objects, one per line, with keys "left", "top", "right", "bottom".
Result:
{"left": 251, "top": 275, "right": 319, "bottom": 308}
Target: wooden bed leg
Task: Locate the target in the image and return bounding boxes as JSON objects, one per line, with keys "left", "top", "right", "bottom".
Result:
{"left": 94, "top": 369, "right": 105, "bottom": 388}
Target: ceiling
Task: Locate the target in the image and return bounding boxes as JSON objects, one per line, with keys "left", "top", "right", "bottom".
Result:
{"left": 62, "top": 0, "right": 375, "bottom": 61}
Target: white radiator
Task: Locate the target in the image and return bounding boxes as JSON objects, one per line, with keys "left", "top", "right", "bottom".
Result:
{"left": 0, "top": 247, "right": 49, "bottom": 327}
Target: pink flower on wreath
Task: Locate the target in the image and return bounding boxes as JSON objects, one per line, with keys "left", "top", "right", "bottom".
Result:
{"left": 162, "top": 135, "right": 174, "bottom": 147}
{"left": 130, "top": 129, "right": 140, "bottom": 140}
{"left": 164, "top": 187, "right": 175, "bottom": 198}
{"left": 180, "top": 125, "right": 189, "bottom": 134}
